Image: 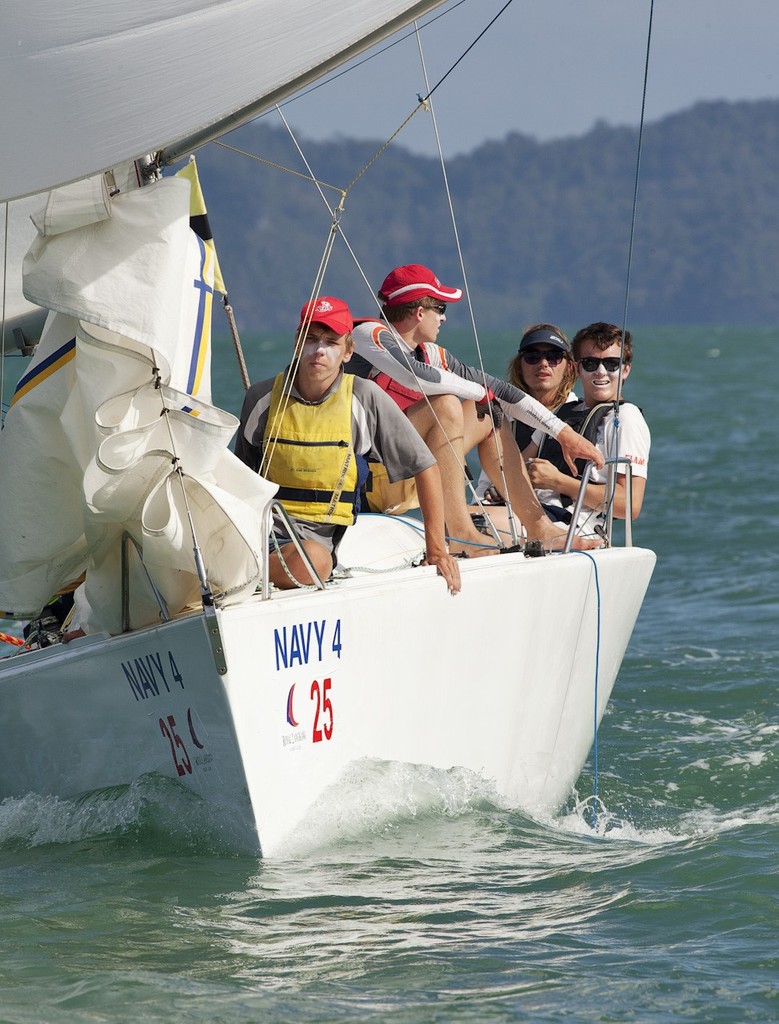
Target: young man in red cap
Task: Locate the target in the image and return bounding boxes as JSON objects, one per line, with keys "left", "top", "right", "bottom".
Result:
{"left": 235, "top": 296, "right": 461, "bottom": 594}
{"left": 351, "top": 265, "right": 603, "bottom": 555}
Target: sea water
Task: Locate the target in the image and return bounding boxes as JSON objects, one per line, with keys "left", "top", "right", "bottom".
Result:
{"left": 0, "top": 326, "right": 776, "bottom": 1023}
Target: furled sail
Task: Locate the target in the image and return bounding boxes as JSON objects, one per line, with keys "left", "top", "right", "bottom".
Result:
{"left": 0, "top": 169, "right": 274, "bottom": 631}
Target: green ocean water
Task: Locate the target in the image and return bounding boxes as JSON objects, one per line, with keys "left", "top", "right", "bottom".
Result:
{"left": 0, "top": 326, "right": 777, "bottom": 1023}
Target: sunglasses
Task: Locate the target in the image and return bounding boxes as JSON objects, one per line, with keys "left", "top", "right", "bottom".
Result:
{"left": 427, "top": 302, "right": 447, "bottom": 315}
{"left": 521, "top": 348, "right": 565, "bottom": 365}
{"left": 578, "top": 357, "right": 622, "bottom": 373}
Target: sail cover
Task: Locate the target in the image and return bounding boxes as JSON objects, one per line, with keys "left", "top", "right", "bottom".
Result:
{"left": 0, "top": 0, "right": 447, "bottom": 202}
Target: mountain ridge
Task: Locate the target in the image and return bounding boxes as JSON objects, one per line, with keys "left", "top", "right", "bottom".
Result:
{"left": 197, "top": 98, "right": 779, "bottom": 333}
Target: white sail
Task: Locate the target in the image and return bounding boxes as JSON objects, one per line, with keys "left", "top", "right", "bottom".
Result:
{"left": 0, "top": 0, "right": 447, "bottom": 203}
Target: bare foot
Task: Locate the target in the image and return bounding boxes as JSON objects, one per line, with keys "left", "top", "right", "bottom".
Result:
{"left": 448, "top": 539, "right": 501, "bottom": 558}
{"left": 542, "top": 530, "right": 603, "bottom": 552}
{"left": 570, "top": 535, "right": 603, "bottom": 551}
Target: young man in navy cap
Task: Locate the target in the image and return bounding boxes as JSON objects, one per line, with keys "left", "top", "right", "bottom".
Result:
{"left": 524, "top": 321, "right": 650, "bottom": 535}
{"left": 351, "top": 265, "right": 603, "bottom": 555}
{"left": 235, "top": 296, "right": 461, "bottom": 593}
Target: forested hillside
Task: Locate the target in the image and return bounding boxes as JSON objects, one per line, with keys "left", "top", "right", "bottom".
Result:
{"left": 196, "top": 99, "right": 779, "bottom": 332}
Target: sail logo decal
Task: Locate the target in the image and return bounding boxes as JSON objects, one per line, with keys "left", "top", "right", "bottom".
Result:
{"left": 286, "top": 684, "right": 299, "bottom": 727}
{"left": 282, "top": 678, "right": 334, "bottom": 748}
{"left": 10, "top": 337, "right": 76, "bottom": 407}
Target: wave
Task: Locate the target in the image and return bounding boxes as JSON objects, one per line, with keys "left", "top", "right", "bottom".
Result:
{"left": 0, "top": 774, "right": 237, "bottom": 855}
{"left": 2, "top": 756, "right": 776, "bottom": 864}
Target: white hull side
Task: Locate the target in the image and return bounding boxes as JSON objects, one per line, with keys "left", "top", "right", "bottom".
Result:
{"left": 0, "top": 546, "right": 654, "bottom": 856}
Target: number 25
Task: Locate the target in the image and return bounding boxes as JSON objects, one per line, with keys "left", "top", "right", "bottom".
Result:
{"left": 311, "top": 678, "right": 333, "bottom": 743}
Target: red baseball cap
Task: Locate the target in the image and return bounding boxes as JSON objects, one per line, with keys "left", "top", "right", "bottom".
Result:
{"left": 298, "top": 296, "right": 353, "bottom": 335}
{"left": 378, "top": 264, "right": 463, "bottom": 306}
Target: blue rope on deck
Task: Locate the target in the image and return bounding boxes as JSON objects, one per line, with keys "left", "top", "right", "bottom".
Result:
{"left": 574, "top": 550, "right": 602, "bottom": 828}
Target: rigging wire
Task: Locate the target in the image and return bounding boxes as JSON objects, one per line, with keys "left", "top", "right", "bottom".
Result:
{"left": 593, "top": 0, "right": 655, "bottom": 535}
{"left": 579, "top": 0, "right": 654, "bottom": 828}
{"left": 413, "top": 20, "right": 521, "bottom": 547}
{"left": 604, "top": 0, "right": 655, "bottom": 531}
{"left": 270, "top": 103, "right": 500, "bottom": 553}
{"left": 255, "top": 0, "right": 473, "bottom": 117}
{"left": 259, "top": 215, "right": 343, "bottom": 481}
{"left": 619, "top": 0, "right": 655, "bottom": 396}
{"left": 421, "top": 0, "right": 515, "bottom": 103}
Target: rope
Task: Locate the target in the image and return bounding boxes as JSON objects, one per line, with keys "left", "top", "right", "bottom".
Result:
{"left": 268, "top": 531, "right": 321, "bottom": 591}
{"left": 271, "top": 54, "right": 512, "bottom": 552}
{"left": 222, "top": 295, "right": 251, "bottom": 391}
{"left": 600, "top": 0, "right": 655, "bottom": 534}
{"left": 413, "top": 23, "right": 520, "bottom": 546}
{"left": 271, "top": 0, "right": 471, "bottom": 113}
{"left": 618, "top": 0, "right": 655, "bottom": 396}
{"left": 574, "top": 550, "right": 602, "bottom": 829}
{"left": 212, "top": 140, "right": 345, "bottom": 200}
{"left": 259, "top": 216, "right": 341, "bottom": 479}
{"left": 341, "top": 102, "right": 428, "bottom": 195}
{"left": 422, "top": 0, "right": 515, "bottom": 103}
{"left": 343, "top": 2, "right": 517, "bottom": 200}
{"left": 269, "top": 108, "right": 496, "bottom": 544}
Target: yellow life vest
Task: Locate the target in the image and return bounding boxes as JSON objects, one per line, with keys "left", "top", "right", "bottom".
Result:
{"left": 263, "top": 372, "right": 358, "bottom": 525}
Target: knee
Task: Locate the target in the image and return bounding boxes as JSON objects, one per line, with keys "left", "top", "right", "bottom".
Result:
{"left": 429, "top": 393, "right": 464, "bottom": 427}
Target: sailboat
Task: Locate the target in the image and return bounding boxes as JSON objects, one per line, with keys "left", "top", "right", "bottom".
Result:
{"left": 0, "top": 0, "right": 655, "bottom": 856}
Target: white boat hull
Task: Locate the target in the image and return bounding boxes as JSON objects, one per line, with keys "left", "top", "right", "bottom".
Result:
{"left": 0, "top": 535, "right": 654, "bottom": 856}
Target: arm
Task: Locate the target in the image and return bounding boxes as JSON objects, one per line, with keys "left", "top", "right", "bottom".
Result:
{"left": 555, "top": 424, "right": 604, "bottom": 471}
{"left": 352, "top": 321, "right": 485, "bottom": 402}
{"left": 234, "top": 423, "right": 259, "bottom": 472}
{"left": 415, "top": 463, "right": 462, "bottom": 594}
{"left": 234, "top": 380, "right": 273, "bottom": 473}
{"left": 434, "top": 349, "right": 598, "bottom": 460}
{"left": 527, "top": 460, "right": 645, "bottom": 518}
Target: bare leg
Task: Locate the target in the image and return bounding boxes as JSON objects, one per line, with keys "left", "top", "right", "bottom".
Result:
{"left": 407, "top": 395, "right": 498, "bottom": 557}
{"left": 269, "top": 539, "right": 333, "bottom": 589}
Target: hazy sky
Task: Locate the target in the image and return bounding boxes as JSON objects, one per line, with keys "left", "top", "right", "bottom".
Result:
{"left": 271, "top": 0, "right": 779, "bottom": 156}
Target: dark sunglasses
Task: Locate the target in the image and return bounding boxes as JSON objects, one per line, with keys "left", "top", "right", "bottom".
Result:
{"left": 521, "top": 348, "right": 565, "bottom": 365}
{"left": 428, "top": 302, "right": 447, "bottom": 315}
{"left": 579, "top": 357, "right": 621, "bottom": 373}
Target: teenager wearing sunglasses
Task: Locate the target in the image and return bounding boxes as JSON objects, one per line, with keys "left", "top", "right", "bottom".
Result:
{"left": 524, "top": 322, "right": 650, "bottom": 535}
{"left": 351, "top": 265, "right": 603, "bottom": 556}
{"left": 474, "top": 325, "right": 577, "bottom": 504}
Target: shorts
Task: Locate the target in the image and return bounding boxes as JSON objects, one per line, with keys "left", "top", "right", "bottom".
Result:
{"left": 271, "top": 511, "right": 347, "bottom": 570}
